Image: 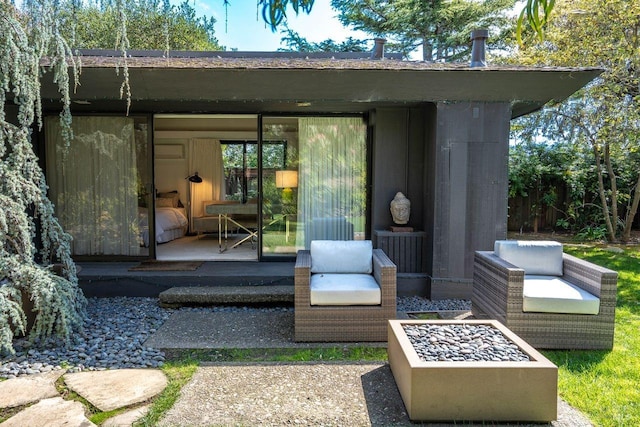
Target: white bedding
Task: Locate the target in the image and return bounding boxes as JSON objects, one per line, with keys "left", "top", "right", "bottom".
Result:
{"left": 139, "top": 207, "right": 188, "bottom": 246}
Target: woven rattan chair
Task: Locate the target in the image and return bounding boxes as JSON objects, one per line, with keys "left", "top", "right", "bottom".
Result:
{"left": 472, "top": 241, "right": 617, "bottom": 350}
{"left": 294, "top": 240, "right": 397, "bottom": 342}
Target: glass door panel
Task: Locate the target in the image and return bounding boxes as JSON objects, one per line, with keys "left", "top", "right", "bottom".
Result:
{"left": 45, "top": 116, "right": 152, "bottom": 257}
{"left": 261, "top": 118, "right": 299, "bottom": 257}
{"left": 261, "top": 116, "right": 367, "bottom": 258}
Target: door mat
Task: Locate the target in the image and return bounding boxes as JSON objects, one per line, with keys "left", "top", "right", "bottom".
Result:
{"left": 128, "top": 261, "right": 203, "bottom": 271}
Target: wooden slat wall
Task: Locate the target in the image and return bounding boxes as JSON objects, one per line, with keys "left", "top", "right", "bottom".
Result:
{"left": 374, "top": 231, "right": 427, "bottom": 273}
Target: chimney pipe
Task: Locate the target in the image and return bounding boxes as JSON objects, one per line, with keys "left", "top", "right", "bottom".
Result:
{"left": 371, "top": 38, "right": 386, "bottom": 60}
{"left": 470, "top": 29, "right": 489, "bottom": 67}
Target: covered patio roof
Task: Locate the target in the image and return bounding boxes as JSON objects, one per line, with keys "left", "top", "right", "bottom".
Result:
{"left": 39, "top": 50, "right": 602, "bottom": 118}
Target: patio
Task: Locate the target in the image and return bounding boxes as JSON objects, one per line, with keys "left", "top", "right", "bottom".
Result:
{"left": 144, "top": 305, "right": 590, "bottom": 426}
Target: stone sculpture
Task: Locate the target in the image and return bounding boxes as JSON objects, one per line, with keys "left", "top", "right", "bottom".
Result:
{"left": 390, "top": 192, "right": 411, "bottom": 225}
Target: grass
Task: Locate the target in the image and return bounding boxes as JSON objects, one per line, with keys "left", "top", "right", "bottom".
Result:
{"left": 135, "top": 359, "right": 199, "bottom": 426}
{"left": 547, "top": 245, "right": 640, "bottom": 426}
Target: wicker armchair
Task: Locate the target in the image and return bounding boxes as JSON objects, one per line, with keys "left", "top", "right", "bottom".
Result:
{"left": 294, "top": 241, "right": 397, "bottom": 342}
{"left": 472, "top": 242, "right": 617, "bottom": 350}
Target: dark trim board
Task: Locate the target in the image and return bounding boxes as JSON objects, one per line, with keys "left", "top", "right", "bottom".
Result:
{"left": 78, "top": 261, "right": 295, "bottom": 297}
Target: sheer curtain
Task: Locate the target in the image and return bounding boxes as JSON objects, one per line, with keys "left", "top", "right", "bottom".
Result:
{"left": 188, "top": 139, "right": 225, "bottom": 222}
{"left": 45, "top": 116, "right": 139, "bottom": 255}
{"left": 297, "top": 117, "right": 367, "bottom": 248}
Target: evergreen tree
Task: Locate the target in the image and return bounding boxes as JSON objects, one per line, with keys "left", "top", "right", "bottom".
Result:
{"left": 279, "top": 29, "right": 369, "bottom": 52}
{"left": 330, "top": 0, "right": 516, "bottom": 61}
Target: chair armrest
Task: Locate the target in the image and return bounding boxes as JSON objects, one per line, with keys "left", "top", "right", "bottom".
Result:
{"left": 473, "top": 251, "right": 526, "bottom": 313}
{"left": 373, "top": 248, "right": 397, "bottom": 307}
{"left": 562, "top": 253, "right": 618, "bottom": 301}
{"left": 294, "top": 250, "right": 312, "bottom": 306}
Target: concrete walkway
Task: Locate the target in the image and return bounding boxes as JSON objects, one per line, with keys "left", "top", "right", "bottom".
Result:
{"left": 0, "top": 310, "right": 594, "bottom": 426}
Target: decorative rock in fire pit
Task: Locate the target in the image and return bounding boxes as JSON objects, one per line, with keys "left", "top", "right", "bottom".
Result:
{"left": 388, "top": 320, "right": 558, "bottom": 423}
{"left": 403, "top": 323, "right": 531, "bottom": 362}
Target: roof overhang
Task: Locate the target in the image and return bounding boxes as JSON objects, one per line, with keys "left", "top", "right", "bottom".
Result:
{"left": 38, "top": 53, "right": 602, "bottom": 119}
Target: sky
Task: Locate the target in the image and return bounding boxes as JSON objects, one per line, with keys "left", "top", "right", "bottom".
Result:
{"left": 191, "top": 0, "right": 371, "bottom": 52}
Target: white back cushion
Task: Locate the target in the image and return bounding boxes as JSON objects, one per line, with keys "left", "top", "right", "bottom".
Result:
{"left": 310, "top": 240, "right": 373, "bottom": 274}
{"left": 494, "top": 240, "right": 563, "bottom": 276}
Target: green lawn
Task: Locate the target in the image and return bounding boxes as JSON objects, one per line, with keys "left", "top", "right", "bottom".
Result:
{"left": 550, "top": 245, "right": 640, "bottom": 426}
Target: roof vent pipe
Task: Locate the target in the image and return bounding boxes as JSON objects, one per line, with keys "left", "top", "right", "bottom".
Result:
{"left": 371, "top": 38, "right": 386, "bottom": 60}
{"left": 470, "top": 29, "right": 489, "bottom": 67}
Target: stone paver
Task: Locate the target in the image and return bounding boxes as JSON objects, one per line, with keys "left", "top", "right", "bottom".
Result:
{"left": 0, "top": 370, "right": 64, "bottom": 409}
{"left": 63, "top": 369, "right": 167, "bottom": 412}
{"left": 0, "top": 397, "right": 95, "bottom": 427}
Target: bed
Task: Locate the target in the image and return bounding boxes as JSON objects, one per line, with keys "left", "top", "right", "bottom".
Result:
{"left": 138, "top": 190, "right": 189, "bottom": 246}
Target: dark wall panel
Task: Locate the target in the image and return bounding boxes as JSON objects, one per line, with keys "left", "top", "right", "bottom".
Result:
{"left": 430, "top": 102, "right": 511, "bottom": 298}
{"left": 371, "top": 108, "right": 410, "bottom": 231}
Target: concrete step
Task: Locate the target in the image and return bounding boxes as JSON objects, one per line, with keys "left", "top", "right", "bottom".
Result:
{"left": 159, "top": 285, "right": 294, "bottom": 307}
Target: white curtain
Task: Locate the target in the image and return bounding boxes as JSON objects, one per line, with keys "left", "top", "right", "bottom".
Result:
{"left": 188, "top": 139, "right": 225, "bottom": 222}
{"left": 297, "top": 117, "right": 367, "bottom": 248}
{"left": 45, "top": 116, "right": 140, "bottom": 255}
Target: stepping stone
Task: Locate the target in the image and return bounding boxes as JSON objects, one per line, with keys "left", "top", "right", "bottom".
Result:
{"left": 64, "top": 369, "right": 167, "bottom": 412}
{"left": 102, "top": 404, "right": 150, "bottom": 427}
{"left": 0, "top": 397, "right": 94, "bottom": 427}
{"left": 0, "top": 370, "right": 64, "bottom": 409}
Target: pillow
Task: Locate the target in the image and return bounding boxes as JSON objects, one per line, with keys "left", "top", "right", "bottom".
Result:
{"left": 310, "top": 240, "right": 373, "bottom": 274}
{"left": 157, "top": 191, "right": 180, "bottom": 208}
{"left": 156, "top": 197, "right": 175, "bottom": 208}
{"left": 494, "top": 240, "right": 563, "bottom": 276}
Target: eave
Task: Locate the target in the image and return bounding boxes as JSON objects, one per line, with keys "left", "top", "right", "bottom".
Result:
{"left": 38, "top": 53, "right": 602, "bottom": 118}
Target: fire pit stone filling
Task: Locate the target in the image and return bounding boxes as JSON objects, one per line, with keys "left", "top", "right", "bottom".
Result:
{"left": 403, "top": 323, "right": 531, "bottom": 362}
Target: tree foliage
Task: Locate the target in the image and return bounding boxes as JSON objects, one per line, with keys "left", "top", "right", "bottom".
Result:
{"left": 513, "top": 0, "right": 640, "bottom": 242}
{"left": 1, "top": 1, "right": 86, "bottom": 354}
{"left": 259, "top": 0, "right": 315, "bottom": 30}
{"left": 516, "top": 0, "right": 555, "bottom": 46}
{"left": 330, "top": 0, "right": 516, "bottom": 61}
{"left": 58, "top": 0, "right": 222, "bottom": 51}
{"left": 279, "top": 29, "right": 369, "bottom": 52}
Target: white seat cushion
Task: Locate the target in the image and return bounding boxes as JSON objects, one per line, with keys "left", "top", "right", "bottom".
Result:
{"left": 310, "top": 274, "right": 381, "bottom": 305}
{"left": 495, "top": 240, "right": 563, "bottom": 276}
{"left": 310, "top": 240, "right": 373, "bottom": 274}
{"left": 523, "top": 276, "right": 600, "bottom": 315}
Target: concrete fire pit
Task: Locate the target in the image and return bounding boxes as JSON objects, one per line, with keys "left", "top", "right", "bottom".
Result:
{"left": 388, "top": 319, "right": 558, "bottom": 422}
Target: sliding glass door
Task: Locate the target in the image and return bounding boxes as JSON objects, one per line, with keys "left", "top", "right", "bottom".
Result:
{"left": 261, "top": 116, "right": 368, "bottom": 258}
{"left": 45, "top": 116, "right": 152, "bottom": 257}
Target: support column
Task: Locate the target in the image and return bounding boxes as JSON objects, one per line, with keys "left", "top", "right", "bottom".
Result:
{"left": 429, "top": 102, "right": 510, "bottom": 299}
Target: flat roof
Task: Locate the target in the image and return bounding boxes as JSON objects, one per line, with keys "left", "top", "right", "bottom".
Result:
{"left": 38, "top": 50, "right": 602, "bottom": 118}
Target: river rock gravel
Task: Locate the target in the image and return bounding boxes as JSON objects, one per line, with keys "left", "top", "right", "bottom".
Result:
{"left": 0, "top": 296, "right": 469, "bottom": 379}
{"left": 403, "top": 323, "right": 531, "bottom": 362}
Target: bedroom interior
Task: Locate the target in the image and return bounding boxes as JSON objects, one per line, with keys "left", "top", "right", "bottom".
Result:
{"left": 153, "top": 114, "right": 262, "bottom": 261}
{"left": 45, "top": 113, "right": 366, "bottom": 261}
{"left": 154, "top": 115, "right": 304, "bottom": 261}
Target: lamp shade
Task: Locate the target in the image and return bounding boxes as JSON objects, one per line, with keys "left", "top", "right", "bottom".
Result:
{"left": 187, "top": 172, "right": 203, "bottom": 183}
{"left": 275, "top": 170, "right": 298, "bottom": 188}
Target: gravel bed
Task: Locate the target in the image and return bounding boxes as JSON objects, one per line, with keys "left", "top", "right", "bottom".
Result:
{"left": 0, "top": 296, "right": 469, "bottom": 378}
{"left": 403, "top": 323, "right": 531, "bottom": 362}
{"left": 397, "top": 296, "right": 471, "bottom": 312}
